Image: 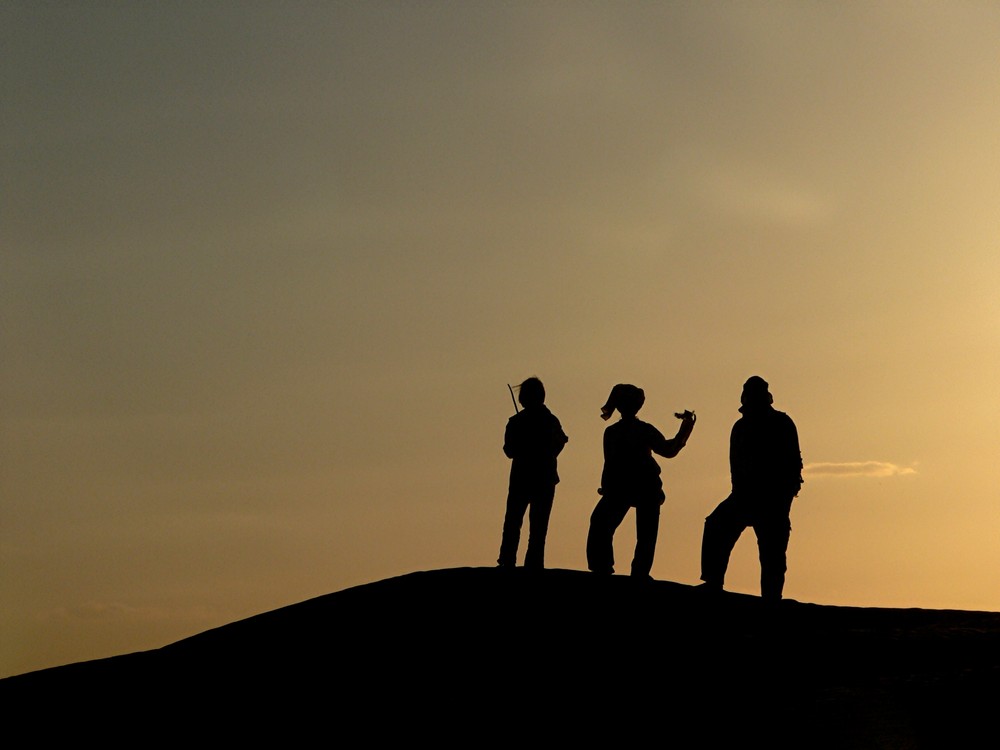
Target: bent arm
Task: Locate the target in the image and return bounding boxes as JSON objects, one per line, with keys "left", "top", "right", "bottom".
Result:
{"left": 787, "top": 418, "right": 804, "bottom": 494}
{"left": 553, "top": 420, "right": 569, "bottom": 457}
{"left": 651, "top": 414, "right": 695, "bottom": 458}
{"left": 503, "top": 419, "right": 518, "bottom": 458}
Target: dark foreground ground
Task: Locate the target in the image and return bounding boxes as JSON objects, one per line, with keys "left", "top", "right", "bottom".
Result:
{"left": 4, "top": 567, "right": 1000, "bottom": 747}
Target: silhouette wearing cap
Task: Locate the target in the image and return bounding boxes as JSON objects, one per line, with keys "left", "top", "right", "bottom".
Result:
{"left": 700, "top": 376, "right": 803, "bottom": 600}
{"left": 586, "top": 384, "right": 696, "bottom": 579}
{"left": 497, "top": 377, "right": 568, "bottom": 570}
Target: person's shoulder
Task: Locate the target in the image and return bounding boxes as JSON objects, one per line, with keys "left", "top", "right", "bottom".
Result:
{"left": 772, "top": 408, "right": 795, "bottom": 423}
{"left": 604, "top": 419, "right": 624, "bottom": 434}
{"left": 526, "top": 404, "right": 556, "bottom": 418}
{"left": 768, "top": 409, "right": 798, "bottom": 434}
{"left": 539, "top": 405, "right": 565, "bottom": 427}
{"left": 514, "top": 405, "right": 559, "bottom": 424}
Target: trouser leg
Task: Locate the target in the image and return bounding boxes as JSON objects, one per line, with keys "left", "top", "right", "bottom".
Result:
{"left": 700, "top": 495, "right": 748, "bottom": 587}
{"left": 631, "top": 502, "right": 661, "bottom": 578}
{"left": 587, "top": 494, "right": 630, "bottom": 574}
{"left": 497, "top": 490, "right": 529, "bottom": 567}
{"left": 524, "top": 486, "right": 556, "bottom": 570}
{"left": 755, "top": 515, "right": 792, "bottom": 600}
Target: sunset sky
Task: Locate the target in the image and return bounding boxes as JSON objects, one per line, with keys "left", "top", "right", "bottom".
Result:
{"left": 4, "top": 1, "right": 1000, "bottom": 677}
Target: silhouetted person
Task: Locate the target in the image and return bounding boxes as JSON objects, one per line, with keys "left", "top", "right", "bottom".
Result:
{"left": 587, "top": 384, "right": 696, "bottom": 579}
{"left": 700, "top": 376, "right": 803, "bottom": 601}
{"left": 497, "top": 377, "right": 568, "bottom": 570}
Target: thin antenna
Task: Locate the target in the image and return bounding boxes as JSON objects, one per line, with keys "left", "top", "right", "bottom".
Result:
{"left": 507, "top": 383, "right": 519, "bottom": 413}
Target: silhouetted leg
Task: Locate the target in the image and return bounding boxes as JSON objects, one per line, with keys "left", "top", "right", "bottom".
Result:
{"left": 700, "top": 495, "right": 748, "bottom": 587}
{"left": 631, "top": 502, "right": 660, "bottom": 578}
{"left": 524, "top": 486, "right": 556, "bottom": 570}
{"left": 755, "top": 514, "right": 791, "bottom": 600}
{"left": 498, "top": 489, "right": 529, "bottom": 567}
{"left": 587, "top": 494, "right": 630, "bottom": 575}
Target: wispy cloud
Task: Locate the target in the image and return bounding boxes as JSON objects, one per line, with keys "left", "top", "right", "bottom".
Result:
{"left": 803, "top": 461, "right": 918, "bottom": 479}
{"left": 691, "top": 155, "right": 836, "bottom": 226}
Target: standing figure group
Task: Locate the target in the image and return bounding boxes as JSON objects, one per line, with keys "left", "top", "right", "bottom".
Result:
{"left": 496, "top": 375, "right": 802, "bottom": 601}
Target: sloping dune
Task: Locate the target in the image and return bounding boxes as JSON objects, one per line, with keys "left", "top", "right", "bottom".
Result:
{"left": 4, "top": 567, "right": 1000, "bottom": 747}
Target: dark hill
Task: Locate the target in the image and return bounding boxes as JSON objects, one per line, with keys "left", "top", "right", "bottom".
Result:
{"left": 4, "top": 567, "right": 1000, "bottom": 747}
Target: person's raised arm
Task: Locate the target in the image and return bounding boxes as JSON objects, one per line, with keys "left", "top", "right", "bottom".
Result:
{"left": 652, "top": 410, "right": 696, "bottom": 458}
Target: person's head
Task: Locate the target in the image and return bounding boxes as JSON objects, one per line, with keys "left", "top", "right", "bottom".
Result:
{"left": 518, "top": 377, "right": 545, "bottom": 408}
{"left": 741, "top": 376, "right": 774, "bottom": 410}
{"left": 600, "top": 383, "right": 645, "bottom": 420}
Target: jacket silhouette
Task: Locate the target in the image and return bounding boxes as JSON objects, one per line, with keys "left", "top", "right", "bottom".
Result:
{"left": 497, "top": 378, "right": 568, "bottom": 570}
{"left": 700, "top": 376, "right": 803, "bottom": 600}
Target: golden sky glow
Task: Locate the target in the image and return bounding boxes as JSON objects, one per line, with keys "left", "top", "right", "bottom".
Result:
{"left": 4, "top": 1, "right": 1000, "bottom": 677}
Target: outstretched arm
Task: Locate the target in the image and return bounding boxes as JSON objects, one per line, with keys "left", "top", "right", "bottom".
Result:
{"left": 652, "top": 411, "right": 696, "bottom": 458}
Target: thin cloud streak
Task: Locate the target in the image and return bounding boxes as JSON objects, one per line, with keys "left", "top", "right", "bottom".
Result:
{"left": 804, "top": 461, "right": 918, "bottom": 479}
